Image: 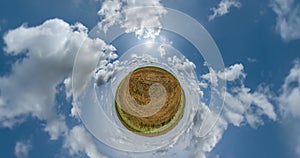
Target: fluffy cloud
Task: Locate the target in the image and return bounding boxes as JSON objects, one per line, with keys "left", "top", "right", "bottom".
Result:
{"left": 0, "top": 19, "right": 278, "bottom": 158}
{"left": 224, "top": 85, "right": 276, "bottom": 127}
{"left": 64, "top": 125, "right": 107, "bottom": 158}
{"left": 271, "top": 0, "right": 300, "bottom": 41}
{"left": 209, "top": 0, "right": 241, "bottom": 21}
{"left": 217, "top": 64, "right": 245, "bottom": 81}
{"left": 201, "top": 64, "right": 245, "bottom": 87}
{"left": 0, "top": 18, "right": 118, "bottom": 157}
{"left": 0, "top": 4, "right": 289, "bottom": 158}
{"left": 94, "top": 53, "right": 122, "bottom": 87}
{"left": 194, "top": 63, "right": 276, "bottom": 157}
{"left": 217, "top": 64, "right": 276, "bottom": 127}
{"left": 0, "top": 19, "right": 85, "bottom": 139}
{"left": 191, "top": 109, "right": 228, "bottom": 158}
{"left": 278, "top": 60, "right": 300, "bottom": 118}
{"left": 167, "top": 56, "right": 196, "bottom": 77}
{"left": 98, "top": 0, "right": 167, "bottom": 39}
{"left": 278, "top": 60, "right": 300, "bottom": 156}
{"left": 14, "top": 140, "right": 31, "bottom": 158}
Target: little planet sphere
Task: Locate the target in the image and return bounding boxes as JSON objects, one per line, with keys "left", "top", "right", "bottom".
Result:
{"left": 115, "top": 66, "right": 185, "bottom": 137}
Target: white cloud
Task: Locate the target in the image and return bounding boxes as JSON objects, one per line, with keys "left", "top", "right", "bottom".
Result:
{"left": 209, "top": 64, "right": 276, "bottom": 127}
{"left": 0, "top": 19, "right": 86, "bottom": 139}
{"left": 271, "top": 0, "right": 300, "bottom": 41}
{"left": 279, "top": 60, "right": 300, "bottom": 118}
{"left": 70, "top": 37, "right": 117, "bottom": 101}
{"left": 0, "top": 6, "right": 287, "bottom": 158}
{"left": 0, "top": 21, "right": 279, "bottom": 158}
{"left": 157, "top": 35, "right": 173, "bottom": 57}
{"left": 97, "top": 0, "right": 122, "bottom": 32}
{"left": 158, "top": 45, "right": 167, "bottom": 57}
{"left": 0, "top": 18, "right": 121, "bottom": 158}
{"left": 168, "top": 56, "right": 196, "bottom": 77}
{"left": 14, "top": 140, "right": 31, "bottom": 158}
{"left": 98, "top": 0, "right": 167, "bottom": 39}
{"left": 209, "top": 0, "right": 241, "bottom": 21}
{"left": 159, "top": 35, "right": 173, "bottom": 45}
{"left": 278, "top": 60, "right": 300, "bottom": 157}
{"left": 0, "top": 16, "right": 117, "bottom": 141}
{"left": 217, "top": 63, "right": 245, "bottom": 81}
{"left": 201, "top": 67, "right": 219, "bottom": 87}
{"left": 64, "top": 77, "right": 72, "bottom": 99}
{"left": 192, "top": 110, "right": 228, "bottom": 158}
{"left": 186, "top": 63, "right": 277, "bottom": 157}
{"left": 94, "top": 51, "right": 122, "bottom": 87}
{"left": 63, "top": 125, "right": 107, "bottom": 158}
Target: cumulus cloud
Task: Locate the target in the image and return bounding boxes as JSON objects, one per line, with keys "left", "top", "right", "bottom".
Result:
{"left": 0, "top": 20, "right": 278, "bottom": 158}
{"left": 278, "top": 60, "right": 300, "bottom": 118}
{"left": 98, "top": 0, "right": 167, "bottom": 39}
{"left": 0, "top": 19, "right": 86, "bottom": 139}
{"left": 94, "top": 51, "right": 122, "bottom": 87}
{"left": 271, "top": 0, "right": 300, "bottom": 41}
{"left": 190, "top": 108, "right": 228, "bottom": 158}
{"left": 217, "top": 63, "right": 245, "bottom": 81}
{"left": 278, "top": 60, "right": 300, "bottom": 156}
{"left": 224, "top": 85, "right": 276, "bottom": 128}
{"left": 213, "top": 64, "right": 275, "bottom": 126}
{"left": 209, "top": 0, "right": 241, "bottom": 21}
{"left": 167, "top": 56, "right": 196, "bottom": 77}
{"left": 193, "top": 63, "right": 277, "bottom": 157}
{"left": 64, "top": 125, "right": 107, "bottom": 158}
{"left": 145, "top": 62, "right": 276, "bottom": 158}
{"left": 0, "top": 18, "right": 118, "bottom": 157}
{"left": 201, "top": 64, "right": 245, "bottom": 86}
{"left": 0, "top": 4, "right": 289, "bottom": 158}
{"left": 14, "top": 140, "right": 31, "bottom": 158}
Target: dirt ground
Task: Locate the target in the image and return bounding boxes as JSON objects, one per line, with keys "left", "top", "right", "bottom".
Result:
{"left": 115, "top": 66, "right": 185, "bottom": 136}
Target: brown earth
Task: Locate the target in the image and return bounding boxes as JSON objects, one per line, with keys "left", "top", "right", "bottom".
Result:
{"left": 115, "top": 66, "right": 184, "bottom": 136}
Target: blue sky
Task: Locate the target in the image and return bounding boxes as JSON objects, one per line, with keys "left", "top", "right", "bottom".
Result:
{"left": 0, "top": 0, "right": 300, "bottom": 158}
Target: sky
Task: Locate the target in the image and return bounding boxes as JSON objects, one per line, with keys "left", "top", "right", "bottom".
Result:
{"left": 0, "top": 0, "right": 300, "bottom": 158}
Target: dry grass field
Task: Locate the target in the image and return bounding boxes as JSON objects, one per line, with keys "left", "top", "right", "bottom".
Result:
{"left": 115, "top": 67, "right": 185, "bottom": 136}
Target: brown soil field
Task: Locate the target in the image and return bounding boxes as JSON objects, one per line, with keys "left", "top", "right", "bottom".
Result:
{"left": 115, "top": 66, "right": 185, "bottom": 136}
